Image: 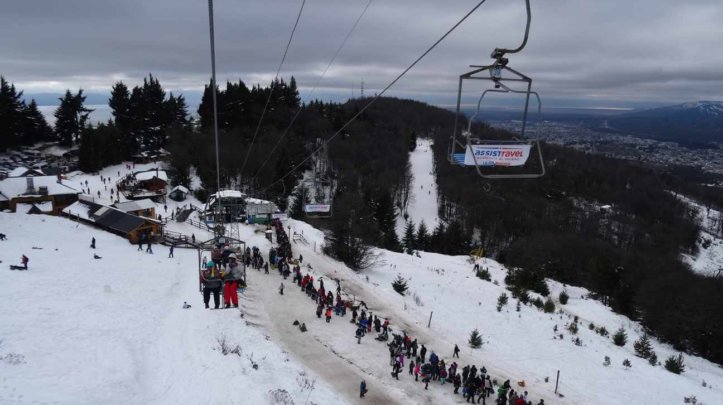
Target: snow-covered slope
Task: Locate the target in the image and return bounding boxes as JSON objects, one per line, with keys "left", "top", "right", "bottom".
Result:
{"left": 396, "top": 138, "right": 440, "bottom": 236}
{"left": 0, "top": 213, "right": 343, "bottom": 404}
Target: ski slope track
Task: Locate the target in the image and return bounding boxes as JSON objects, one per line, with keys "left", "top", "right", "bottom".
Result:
{"left": 396, "top": 138, "right": 439, "bottom": 236}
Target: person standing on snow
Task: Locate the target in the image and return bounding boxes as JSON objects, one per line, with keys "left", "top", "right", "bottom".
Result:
{"left": 222, "top": 254, "right": 242, "bottom": 308}
{"left": 454, "top": 344, "right": 460, "bottom": 358}
{"left": 325, "top": 306, "right": 332, "bottom": 323}
{"left": 279, "top": 282, "right": 284, "bottom": 295}
{"left": 201, "top": 265, "right": 222, "bottom": 309}
{"left": 168, "top": 244, "right": 174, "bottom": 258}
{"left": 90, "top": 237, "right": 96, "bottom": 249}
{"left": 359, "top": 380, "right": 367, "bottom": 398}
{"left": 420, "top": 344, "right": 427, "bottom": 363}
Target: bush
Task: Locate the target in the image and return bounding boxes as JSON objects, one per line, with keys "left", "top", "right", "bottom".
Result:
{"left": 603, "top": 356, "right": 611, "bottom": 366}
{"left": 648, "top": 351, "right": 657, "bottom": 366}
{"left": 469, "top": 329, "right": 483, "bottom": 349}
{"left": 613, "top": 327, "right": 628, "bottom": 347}
{"left": 543, "top": 297, "right": 556, "bottom": 313}
{"left": 623, "top": 358, "right": 632, "bottom": 368}
{"left": 634, "top": 334, "right": 653, "bottom": 359}
{"left": 588, "top": 322, "right": 595, "bottom": 330}
{"left": 559, "top": 290, "right": 569, "bottom": 305}
{"left": 567, "top": 322, "right": 579, "bottom": 335}
{"left": 392, "top": 275, "right": 408, "bottom": 296}
{"left": 476, "top": 268, "right": 491, "bottom": 281}
{"left": 664, "top": 353, "right": 685, "bottom": 374}
{"left": 597, "top": 326, "right": 609, "bottom": 337}
{"left": 532, "top": 297, "right": 544, "bottom": 309}
{"left": 497, "top": 293, "right": 508, "bottom": 312}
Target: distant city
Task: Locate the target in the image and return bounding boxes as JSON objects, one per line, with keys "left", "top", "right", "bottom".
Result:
{"left": 490, "top": 120, "right": 723, "bottom": 177}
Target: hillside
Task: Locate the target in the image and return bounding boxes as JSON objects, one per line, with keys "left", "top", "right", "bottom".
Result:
{"left": 601, "top": 101, "right": 723, "bottom": 146}
{"left": 2, "top": 209, "right": 723, "bottom": 404}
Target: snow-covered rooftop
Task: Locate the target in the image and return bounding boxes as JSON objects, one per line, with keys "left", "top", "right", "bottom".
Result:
{"left": 135, "top": 170, "right": 168, "bottom": 182}
{"left": 170, "top": 185, "right": 189, "bottom": 194}
{"left": 113, "top": 199, "right": 156, "bottom": 213}
{"left": 0, "top": 176, "right": 82, "bottom": 199}
{"left": 212, "top": 190, "right": 245, "bottom": 199}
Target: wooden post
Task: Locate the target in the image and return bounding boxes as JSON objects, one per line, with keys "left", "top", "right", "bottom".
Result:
{"left": 428, "top": 311, "right": 433, "bottom": 328}
{"left": 555, "top": 370, "right": 560, "bottom": 394}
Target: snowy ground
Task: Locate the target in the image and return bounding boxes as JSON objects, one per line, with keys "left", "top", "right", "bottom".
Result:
{"left": 0, "top": 213, "right": 344, "bottom": 405}
{"left": 396, "top": 138, "right": 440, "bottom": 236}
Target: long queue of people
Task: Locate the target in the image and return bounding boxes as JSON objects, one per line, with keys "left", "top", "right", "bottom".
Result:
{"left": 266, "top": 222, "right": 546, "bottom": 405}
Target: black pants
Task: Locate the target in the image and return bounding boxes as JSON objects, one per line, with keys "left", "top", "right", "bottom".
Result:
{"left": 204, "top": 287, "right": 220, "bottom": 308}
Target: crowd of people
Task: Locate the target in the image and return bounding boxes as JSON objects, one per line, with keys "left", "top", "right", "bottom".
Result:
{"left": 263, "top": 221, "right": 548, "bottom": 405}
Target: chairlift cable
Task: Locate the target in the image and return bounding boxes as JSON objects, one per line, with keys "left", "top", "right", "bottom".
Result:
{"left": 251, "top": 0, "right": 374, "bottom": 182}
{"left": 260, "top": 0, "right": 489, "bottom": 194}
{"left": 240, "top": 0, "right": 307, "bottom": 179}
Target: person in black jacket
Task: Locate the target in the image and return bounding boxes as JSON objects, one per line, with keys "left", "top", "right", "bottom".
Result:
{"left": 201, "top": 265, "right": 222, "bottom": 309}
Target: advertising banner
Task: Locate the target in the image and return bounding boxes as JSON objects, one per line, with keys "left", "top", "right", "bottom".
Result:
{"left": 304, "top": 204, "right": 331, "bottom": 213}
{"left": 463, "top": 144, "right": 532, "bottom": 167}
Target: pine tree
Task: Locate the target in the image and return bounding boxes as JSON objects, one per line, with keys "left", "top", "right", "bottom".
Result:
{"left": 289, "top": 183, "right": 310, "bottom": 219}
{"left": 559, "top": 290, "right": 569, "bottom": 305}
{"left": 613, "top": 327, "right": 628, "bottom": 347}
{"left": 22, "top": 99, "right": 53, "bottom": 145}
{"left": 497, "top": 292, "right": 508, "bottom": 311}
{"left": 544, "top": 297, "right": 556, "bottom": 313}
{"left": 634, "top": 334, "right": 653, "bottom": 359}
{"left": 409, "top": 131, "right": 417, "bottom": 151}
{"left": 664, "top": 353, "right": 685, "bottom": 374}
{"left": 54, "top": 89, "right": 92, "bottom": 147}
{"left": 416, "top": 221, "right": 430, "bottom": 251}
{"left": 648, "top": 351, "right": 658, "bottom": 366}
{"left": 0, "top": 76, "right": 27, "bottom": 150}
{"left": 392, "top": 275, "right": 408, "bottom": 295}
{"left": 402, "top": 220, "right": 416, "bottom": 254}
{"left": 469, "top": 329, "right": 483, "bottom": 349}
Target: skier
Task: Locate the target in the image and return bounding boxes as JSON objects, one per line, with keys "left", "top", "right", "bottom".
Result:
{"left": 138, "top": 232, "right": 146, "bottom": 251}
{"left": 0, "top": 233, "right": 6, "bottom": 240}
{"left": 420, "top": 344, "right": 427, "bottom": 363}
{"left": 279, "top": 282, "right": 284, "bottom": 295}
{"left": 191, "top": 233, "right": 195, "bottom": 244}
{"left": 299, "top": 254, "right": 303, "bottom": 264}
{"left": 356, "top": 326, "right": 364, "bottom": 344}
{"left": 359, "top": 380, "right": 367, "bottom": 398}
{"left": 414, "top": 362, "right": 421, "bottom": 381}
{"left": 454, "top": 344, "right": 460, "bottom": 358}
{"left": 90, "top": 237, "right": 96, "bottom": 249}
{"left": 325, "top": 307, "right": 332, "bottom": 323}
{"left": 409, "top": 359, "right": 415, "bottom": 376}
{"left": 201, "top": 265, "right": 222, "bottom": 309}
{"left": 168, "top": 244, "right": 174, "bottom": 258}
{"left": 316, "top": 303, "right": 323, "bottom": 319}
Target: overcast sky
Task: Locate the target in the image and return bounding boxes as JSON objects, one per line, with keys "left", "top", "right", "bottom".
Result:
{"left": 2, "top": 0, "right": 722, "bottom": 110}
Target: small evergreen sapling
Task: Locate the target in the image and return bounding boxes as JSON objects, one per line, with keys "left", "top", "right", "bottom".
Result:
{"left": 496, "top": 292, "right": 508, "bottom": 312}
{"left": 634, "top": 334, "right": 653, "bottom": 359}
{"left": 603, "top": 356, "right": 611, "bottom": 366}
{"left": 559, "top": 290, "right": 569, "bottom": 305}
{"left": 469, "top": 329, "right": 483, "bottom": 349}
{"left": 543, "top": 297, "right": 556, "bottom": 313}
{"left": 392, "top": 275, "right": 408, "bottom": 296}
{"left": 648, "top": 351, "right": 658, "bottom": 366}
{"left": 623, "top": 358, "right": 632, "bottom": 369}
{"left": 664, "top": 353, "right": 685, "bottom": 374}
{"left": 613, "top": 327, "right": 628, "bottom": 347}
{"left": 476, "top": 268, "right": 491, "bottom": 281}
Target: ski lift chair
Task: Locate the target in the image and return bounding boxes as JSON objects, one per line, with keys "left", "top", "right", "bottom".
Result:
{"left": 448, "top": 0, "right": 545, "bottom": 179}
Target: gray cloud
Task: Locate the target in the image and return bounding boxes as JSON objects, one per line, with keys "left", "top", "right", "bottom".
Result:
{"left": 2, "top": 0, "right": 722, "bottom": 108}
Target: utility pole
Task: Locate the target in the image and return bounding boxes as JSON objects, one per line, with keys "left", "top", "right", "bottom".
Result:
{"left": 207, "top": 0, "right": 223, "bottom": 235}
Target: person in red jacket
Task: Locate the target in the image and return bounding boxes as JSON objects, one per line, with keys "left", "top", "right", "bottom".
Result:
{"left": 325, "top": 307, "right": 332, "bottom": 323}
